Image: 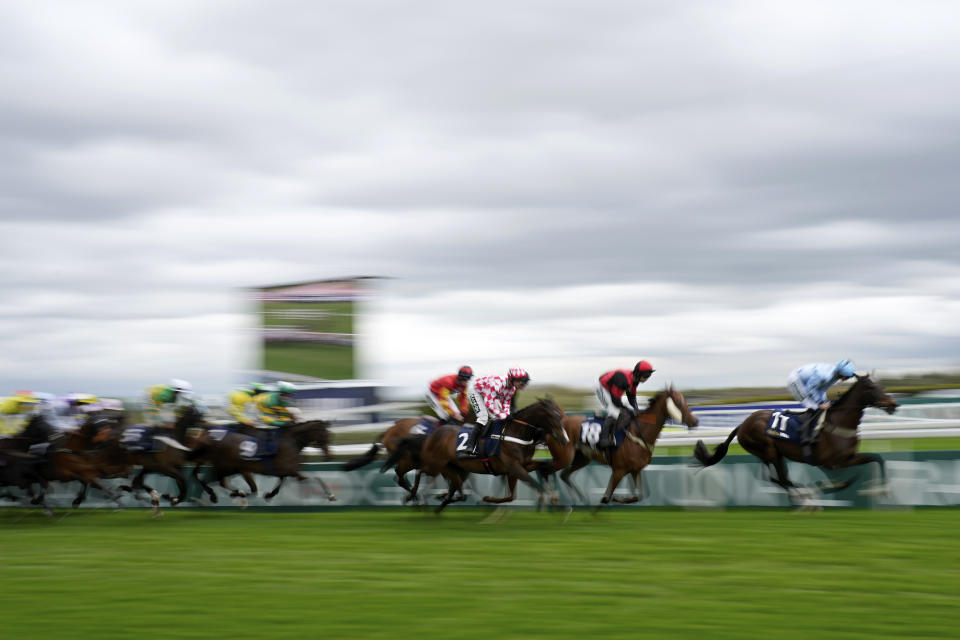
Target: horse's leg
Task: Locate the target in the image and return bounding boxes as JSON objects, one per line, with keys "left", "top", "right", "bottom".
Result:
{"left": 159, "top": 470, "right": 187, "bottom": 506}
{"left": 836, "top": 452, "right": 888, "bottom": 496}
{"left": 284, "top": 471, "right": 335, "bottom": 501}
{"left": 483, "top": 476, "right": 518, "bottom": 504}
{"left": 613, "top": 471, "right": 642, "bottom": 504}
{"left": 599, "top": 468, "right": 628, "bottom": 506}
{"left": 500, "top": 459, "right": 545, "bottom": 502}
{"left": 560, "top": 451, "right": 590, "bottom": 503}
{"left": 265, "top": 476, "right": 284, "bottom": 500}
{"left": 72, "top": 482, "right": 89, "bottom": 508}
{"left": 193, "top": 465, "right": 218, "bottom": 503}
{"left": 242, "top": 472, "right": 258, "bottom": 497}
{"left": 766, "top": 456, "right": 819, "bottom": 510}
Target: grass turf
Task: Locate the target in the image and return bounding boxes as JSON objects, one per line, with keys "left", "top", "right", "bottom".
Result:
{"left": 1, "top": 508, "right": 958, "bottom": 639}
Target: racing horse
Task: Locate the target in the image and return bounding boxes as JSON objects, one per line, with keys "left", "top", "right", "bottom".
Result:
{"left": 188, "top": 419, "right": 336, "bottom": 504}
{"left": 78, "top": 404, "right": 204, "bottom": 513}
{"left": 395, "top": 397, "right": 567, "bottom": 512}
{"left": 13, "top": 415, "right": 124, "bottom": 510}
{"left": 693, "top": 374, "right": 898, "bottom": 506}
{"left": 556, "top": 386, "right": 699, "bottom": 506}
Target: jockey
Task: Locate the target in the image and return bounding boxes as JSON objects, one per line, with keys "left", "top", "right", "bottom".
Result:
{"left": 465, "top": 367, "right": 530, "bottom": 456}
{"left": 787, "top": 359, "right": 857, "bottom": 442}
{"left": 426, "top": 366, "right": 473, "bottom": 424}
{"left": 0, "top": 391, "right": 41, "bottom": 436}
{"left": 255, "top": 381, "right": 299, "bottom": 429}
{"left": 227, "top": 382, "right": 265, "bottom": 427}
{"left": 595, "top": 360, "right": 655, "bottom": 448}
{"left": 42, "top": 393, "right": 102, "bottom": 431}
{"left": 143, "top": 379, "right": 194, "bottom": 427}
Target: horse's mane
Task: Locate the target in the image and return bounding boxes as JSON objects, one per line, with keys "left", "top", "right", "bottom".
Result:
{"left": 514, "top": 397, "right": 556, "bottom": 418}
{"left": 833, "top": 374, "right": 868, "bottom": 406}
{"left": 643, "top": 390, "right": 668, "bottom": 410}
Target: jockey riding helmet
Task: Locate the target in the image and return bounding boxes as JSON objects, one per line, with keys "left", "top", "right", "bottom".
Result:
{"left": 457, "top": 366, "right": 474, "bottom": 381}
{"left": 835, "top": 359, "right": 856, "bottom": 378}
{"left": 507, "top": 367, "right": 530, "bottom": 384}
{"left": 277, "top": 381, "right": 297, "bottom": 395}
{"left": 171, "top": 379, "right": 192, "bottom": 394}
{"left": 634, "top": 360, "right": 655, "bottom": 378}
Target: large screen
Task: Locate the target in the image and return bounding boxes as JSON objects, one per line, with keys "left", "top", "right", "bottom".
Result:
{"left": 252, "top": 277, "right": 377, "bottom": 380}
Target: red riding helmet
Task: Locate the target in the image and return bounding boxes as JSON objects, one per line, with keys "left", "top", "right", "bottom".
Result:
{"left": 633, "top": 360, "right": 654, "bottom": 378}
{"left": 457, "top": 366, "right": 474, "bottom": 381}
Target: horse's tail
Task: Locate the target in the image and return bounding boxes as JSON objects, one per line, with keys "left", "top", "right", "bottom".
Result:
{"left": 380, "top": 434, "right": 427, "bottom": 473}
{"left": 693, "top": 427, "right": 739, "bottom": 467}
{"left": 342, "top": 442, "right": 382, "bottom": 471}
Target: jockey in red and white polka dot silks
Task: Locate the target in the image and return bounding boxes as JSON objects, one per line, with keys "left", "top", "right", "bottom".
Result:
{"left": 465, "top": 368, "right": 530, "bottom": 455}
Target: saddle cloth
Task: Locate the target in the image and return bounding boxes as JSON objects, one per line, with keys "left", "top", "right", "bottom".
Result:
{"left": 579, "top": 416, "right": 627, "bottom": 450}
{"left": 207, "top": 426, "right": 278, "bottom": 460}
{"left": 119, "top": 426, "right": 162, "bottom": 453}
{"left": 765, "top": 410, "right": 815, "bottom": 443}
{"left": 455, "top": 422, "right": 504, "bottom": 459}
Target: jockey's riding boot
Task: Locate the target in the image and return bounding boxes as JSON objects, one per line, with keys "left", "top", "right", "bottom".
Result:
{"left": 801, "top": 410, "right": 819, "bottom": 444}
{"left": 597, "top": 416, "right": 616, "bottom": 448}
{"left": 469, "top": 424, "right": 487, "bottom": 456}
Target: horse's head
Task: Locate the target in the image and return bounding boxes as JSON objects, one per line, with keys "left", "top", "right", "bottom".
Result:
{"left": 514, "top": 398, "right": 567, "bottom": 444}
{"left": 850, "top": 375, "right": 899, "bottom": 415}
{"left": 646, "top": 387, "right": 699, "bottom": 429}
{"left": 294, "top": 419, "right": 333, "bottom": 460}
{"left": 665, "top": 386, "right": 699, "bottom": 428}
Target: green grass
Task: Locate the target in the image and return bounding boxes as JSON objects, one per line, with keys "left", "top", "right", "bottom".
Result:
{"left": 264, "top": 342, "right": 355, "bottom": 379}
{"left": 2, "top": 508, "right": 958, "bottom": 639}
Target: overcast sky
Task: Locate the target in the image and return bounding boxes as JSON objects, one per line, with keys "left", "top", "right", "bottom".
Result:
{"left": 2, "top": 1, "right": 959, "bottom": 398}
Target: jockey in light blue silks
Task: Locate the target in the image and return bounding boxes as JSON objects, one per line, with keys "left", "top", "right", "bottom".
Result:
{"left": 786, "top": 359, "right": 857, "bottom": 442}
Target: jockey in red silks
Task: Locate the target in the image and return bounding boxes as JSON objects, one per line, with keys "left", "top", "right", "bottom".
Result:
{"left": 594, "top": 360, "right": 654, "bottom": 448}
{"left": 425, "top": 366, "right": 474, "bottom": 424}
{"left": 464, "top": 367, "right": 530, "bottom": 455}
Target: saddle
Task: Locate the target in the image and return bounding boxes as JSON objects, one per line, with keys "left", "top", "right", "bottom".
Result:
{"left": 766, "top": 410, "right": 825, "bottom": 444}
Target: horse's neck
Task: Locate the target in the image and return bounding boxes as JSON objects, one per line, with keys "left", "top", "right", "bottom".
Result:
{"left": 633, "top": 401, "right": 667, "bottom": 442}
{"left": 826, "top": 388, "right": 866, "bottom": 426}
{"left": 289, "top": 423, "right": 321, "bottom": 451}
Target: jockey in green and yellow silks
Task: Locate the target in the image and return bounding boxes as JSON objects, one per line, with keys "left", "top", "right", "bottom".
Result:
{"left": 227, "top": 383, "right": 264, "bottom": 426}
{"left": 143, "top": 379, "right": 194, "bottom": 427}
{"left": 0, "top": 392, "right": 41, "bottom": 436}
{"left": 254, "top": 381, "right": 298, "bottom": 427}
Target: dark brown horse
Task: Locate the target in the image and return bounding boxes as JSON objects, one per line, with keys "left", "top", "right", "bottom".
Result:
{"left": 408, "top": 397, "right": 567, "bottom": 512}
{"left": 693, "top": 374, "right": 898, "bottom": 506}
{"left": 78, "top": 405, "right": 203, "bottom": 513}
{"left": 556, "top": 386, "right": 699, "bottom": 506}
{"left": 188, "top": 419, "right": 336, "bottom": 504}
{"left": 14, "top": 415, "right": 124, "bottom": 510}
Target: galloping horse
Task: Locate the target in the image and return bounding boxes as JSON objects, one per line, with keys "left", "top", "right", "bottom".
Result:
{"left": 14, "top": 415, "right": 124, "bottom": 510}
{"left": 693, "top": 374, "right": 898, "bottom": 505}
{"left": 401, "top": 398, "right": 567, "bottom": 512}
{"left": 80, "top": 404, "right": 203, "bottom": 511}
{"left": 557, "top": 387, "right": 699, "bottom": 505}
{"left": 188, "top": 419, "right": 336, "bottom": 504}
